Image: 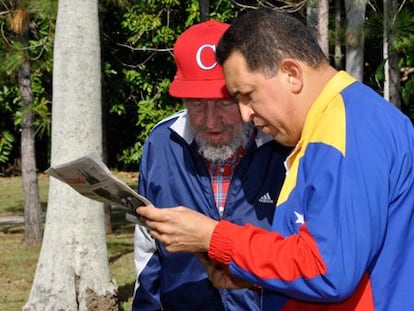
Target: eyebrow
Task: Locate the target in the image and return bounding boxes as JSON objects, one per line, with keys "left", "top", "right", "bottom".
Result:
{"left": 232, "top": 89, "right": 253, "bottom": 98}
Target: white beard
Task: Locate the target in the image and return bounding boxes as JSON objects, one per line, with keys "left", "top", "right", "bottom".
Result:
{"left": 195, "top": 123, "right": 254, "bottom": 162}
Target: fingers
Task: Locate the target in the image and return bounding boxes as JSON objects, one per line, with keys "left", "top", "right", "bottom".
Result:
{"left": 136, "top": 205, "right": 168, "bottom": 231}
{"left": 134, "top": 205, "right": 215, "bottom": 253}
{"left": 136, "top": 205, "right": 157, "bottom": 220}
{"left": 137, "top": 205, "right": 184, "bottom": 223}
{"left": 137, "top": 213, "right": 182, "bottom": 252}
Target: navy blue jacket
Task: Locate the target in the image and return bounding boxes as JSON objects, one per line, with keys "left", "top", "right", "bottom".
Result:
{"left": 132, "top": 111, "right": 289, "bottom": 311}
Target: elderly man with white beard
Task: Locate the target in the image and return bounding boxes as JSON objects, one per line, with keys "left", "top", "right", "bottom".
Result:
{"left": 131, "top": 20, "right": 290, "bottom": 311}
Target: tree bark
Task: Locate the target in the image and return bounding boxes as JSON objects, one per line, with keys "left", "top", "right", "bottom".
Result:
{"left": 345, "top": 0, "right": 367, "bottom": 81}
{"left": 199, "top": 0, "right": 209, "bottom": 22}
{"left": 306, "top": 0, "right": 329, "bottom": 57}
{"left": 383, "top": 0, "right": 401, "bottom": 107}
{"left": 317, "top": 0, "right": 329, "bottom": 57}
{"left": 19, "top": 60, "right": 43, "bottom": 246}
{"left": 306, "top": 0, "right": 319, "bottom": 41}
{"left": 23, "top": 0, "right": 117, "bottom": 310}
{"left": 334, "top": 0, "right": 343, "bottom": 69}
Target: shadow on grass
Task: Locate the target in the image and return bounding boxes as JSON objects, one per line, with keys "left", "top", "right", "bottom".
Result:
{"left": 2, "top": 201, "right": 48, "bottom": 216}
{"left": 118, "top": 281, "right": 135, "bottom": 305}
{"left": 0, "top": 224, "right": 24, "bottom": 234}
{"left": 4, "top": 204, "right": 23, "bottom": 215}
{"left": 107, "top": 242, "right": 134, "bottom": 263}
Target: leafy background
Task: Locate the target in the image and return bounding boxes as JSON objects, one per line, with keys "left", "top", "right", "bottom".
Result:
{"left": 0, "top": 0, "right": 413, "bottom": 175}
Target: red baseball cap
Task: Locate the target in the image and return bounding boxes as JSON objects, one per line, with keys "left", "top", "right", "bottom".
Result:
{"left": 169, "top": 20, "right": 230, "bottom": 99}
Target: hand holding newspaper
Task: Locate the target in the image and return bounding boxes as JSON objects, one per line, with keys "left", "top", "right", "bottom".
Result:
{"left": 45, "top": 153, "right": 149, "bottom": 225}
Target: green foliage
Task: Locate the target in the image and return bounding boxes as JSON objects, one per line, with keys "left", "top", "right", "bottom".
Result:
{"left": 0, "top": 131, "right": 15, "bottom": 164}
{"left": 102, "top": 0, "right": 237, "bottom": 166}
{"left": 119, "top": 79, "right": 183, "bottom": 165}
{"left": 0, "top": 1, "right": 56, "bottom": 167}
{"left": 0, "top": 84, "right": 19, "bottom": 112}
{"left": 11, "top": 71, "right": 52, "bottom": 138}
{"left": 27, "top": 0, "right": 58, "bottom": 21}
{"left": 0, "top": 0, "right": 238, "bottom": 169}
{"left": 401, "top": 76, "right": 414, "bottom": 121}
{"left": 0, "top": 83, "right": 19, "bottom": 169}
{"left": 0, "top": 44, "right": 26, "bottom": 76}
{"left": 393, "top": 5, "right": 414, "bottom": 120}
{"left": 209, "top": 0, "right": 236, "bottom": 21}
{"left": 1, "top": 0, "right": 412, "bottom": 171}
{"left": 365, "top": 0, "right": 414, "bottom": 120}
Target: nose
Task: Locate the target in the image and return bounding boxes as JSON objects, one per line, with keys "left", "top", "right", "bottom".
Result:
{"left": 205, "top": 103, "right": 221, "bottom": 128}
{"left": 239, "top": 103, "right": 254, "bottom": 122}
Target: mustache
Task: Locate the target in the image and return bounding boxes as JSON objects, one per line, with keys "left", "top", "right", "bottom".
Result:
{"left": 195, "top": 124, "right": 232, "bottom": 132}
{"left": 194, "top": 123, "right": 253, "bottom": 162}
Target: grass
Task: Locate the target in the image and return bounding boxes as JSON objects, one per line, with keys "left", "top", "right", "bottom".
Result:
{"left": 0, "top": 175, "right": 49, "bottom": 217}
{"left": 0, "top": 233, "right": 40, "bottom": 311}
{"left": 0, "top": 172, "right": 138, "bottom": 311}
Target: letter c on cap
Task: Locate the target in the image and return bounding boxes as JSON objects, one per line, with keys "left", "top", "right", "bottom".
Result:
{"left": 196, "top": 44, "right": 217, "bottom": 70}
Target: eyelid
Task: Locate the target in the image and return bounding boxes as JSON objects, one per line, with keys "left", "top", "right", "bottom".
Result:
{"left": 221, "top": 100, "right": 236, "bottom": 106}
{"left": 187, "top": 100, "right": 202, "bottom": 107}
{"left": 241, "top": 91, "right": 252, "bottom": 99}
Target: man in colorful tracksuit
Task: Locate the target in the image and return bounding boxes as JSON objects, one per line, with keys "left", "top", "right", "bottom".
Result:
{"left": 136, "top": 8, "right": 414, "bottom": 311}
{"left": 208, "top": 70, "right": 414, "bottom": 310}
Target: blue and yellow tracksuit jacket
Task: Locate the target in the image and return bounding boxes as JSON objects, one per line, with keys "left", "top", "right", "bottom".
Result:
{"left": 209, "top": 71, "right": 414, "bottom": 311}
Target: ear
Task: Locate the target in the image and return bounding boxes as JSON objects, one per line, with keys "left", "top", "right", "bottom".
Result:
{"left": 279, "top": 59, "right": 303, "bottom": 94}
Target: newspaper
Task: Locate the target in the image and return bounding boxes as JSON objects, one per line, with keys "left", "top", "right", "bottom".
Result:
{"left": 45, "top": 153, "right": 150, "bottom": 225}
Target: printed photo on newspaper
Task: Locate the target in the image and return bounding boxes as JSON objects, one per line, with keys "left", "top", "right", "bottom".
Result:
{"left": 45, "top": 153, "right": 150, "bottom": 225}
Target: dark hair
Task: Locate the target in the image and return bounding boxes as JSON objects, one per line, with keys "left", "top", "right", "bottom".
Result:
{"left": 216, "top": 8, "right": 328, "bottom": 75}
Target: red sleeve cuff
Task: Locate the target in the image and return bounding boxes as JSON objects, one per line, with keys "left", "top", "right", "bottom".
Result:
{"left": 208, "top": 220, "right": 241, "bottom": 265}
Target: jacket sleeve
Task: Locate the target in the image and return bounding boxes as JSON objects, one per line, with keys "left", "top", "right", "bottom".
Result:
{"left": 132, "top": 143, "right": 162, "bottom": 311}
{"left": 132, "top": 224, "right": 161, "bottom": 311}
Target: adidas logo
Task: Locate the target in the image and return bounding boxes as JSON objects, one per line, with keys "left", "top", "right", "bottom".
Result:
{"left": 258, "top": 192, "right": 273, "bottom": 204}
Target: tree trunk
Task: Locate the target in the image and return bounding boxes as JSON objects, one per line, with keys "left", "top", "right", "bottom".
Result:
{"left": 19, "top": 60, "right": 42, "bottom": 246}
{"left": 344, "top": 0, "right": 367, "bottom": 81}
{"left": 317, "top": 0, "right": 329, "bottom": 57}
{"left": 23, "top": 0, "right": 118, "bottom": 310}
{"left": 306, "top": 0, "right": 319, "bottom": 41}
{"left": 104, "top": 204, "right": 113, "bottom": 234}
{"left": 199, "top": 0, "right": 209, "bottom": 22}
{"left": 306, "top": 0, "right": 329, "bottom": 57}
{"left": 334, "top": 0, "right": 344, "bottom": 69}
{"left": 100, "top": 11, "right": 113, "bottom": 234}
{"left": 383, "top": 0, "right": 401, "bottom": 107}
